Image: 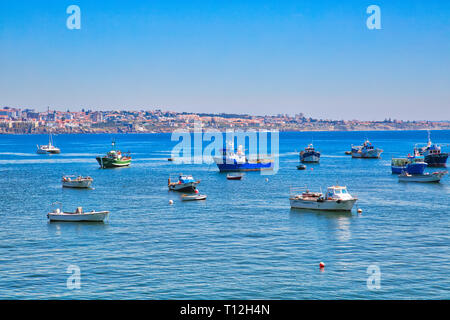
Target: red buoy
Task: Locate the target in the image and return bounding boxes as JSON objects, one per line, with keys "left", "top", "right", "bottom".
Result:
{"left": 319, "top": 262, "right": 325, "bottom": 268}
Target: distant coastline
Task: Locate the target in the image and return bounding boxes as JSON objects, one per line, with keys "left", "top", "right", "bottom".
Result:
{"left": 1, "top": 107, "right": 449, "bottom": 134}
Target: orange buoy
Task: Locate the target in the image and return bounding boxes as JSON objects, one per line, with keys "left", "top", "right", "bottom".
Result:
{"left": 319, "top": 262, "right": 325, "bottom": 268}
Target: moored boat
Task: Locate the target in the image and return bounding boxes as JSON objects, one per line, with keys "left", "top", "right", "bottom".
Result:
{"left": 37, "top": 133, "right": 60, "bottom": 154}
{"left": 300, "top": 143, "right": 320, "bottom": 163}
{"left": 168, "top": 174, "right": 200, "bottom": 191}
{"left": 290, "top": 186, "right": 357, "bottom": 211}
{"left": 226, "top": 173, "right": 244, "bottom": 180}
{"left": 181, "top": 194, "right": 207, "bottom": 201}
{"left": 351, "top": 140, "right": 383, "bottom": 158}
{"left": 398, "top": 171, "right": 447, "bottom": 183}
{"left": 391, "top": 155, "right": 427, "bottom": 175}
{"left": 414, "top": 131, "right": 448, "bottom": 167}
{"left": 47, "top": 206, "right": 109, "bottom": 222}
{"left": 96, "top": 140, "right": 131, "bottom": 168}
{"left": 62, "top": 175, "right": 93, "bottom": 188}
{"left": 213, "top": 144, "right": 273, "bottom": 172}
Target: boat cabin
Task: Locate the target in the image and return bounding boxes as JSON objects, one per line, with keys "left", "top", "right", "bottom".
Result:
{"left": 325, "top": 186, "right": 353, "bottom": 200}
{"left": 178, "top": 175, "right": 195, "bottom": 183}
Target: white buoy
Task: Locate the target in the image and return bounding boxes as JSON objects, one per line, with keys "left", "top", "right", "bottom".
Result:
{"left": 169, "top": 200, "right": 174, "bottom": 205}
{"left": 265, "top": 178, "right": 269, "bottom": 182}
{"left": 357, "top": 208, "right": 362, "bottom": 214}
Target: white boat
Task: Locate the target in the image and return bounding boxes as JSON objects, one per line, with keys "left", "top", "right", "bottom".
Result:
{"left": 168, "top": 174, "right": 200, "bottom": 192}
{"left": 181, "top": 194, "right": 207, "bottom": 201}
{"left": 62, "top": 175, "right": 93, "bottom": 188}
{"left": 37, "top": 133, "right": 60, "bottom": 154}
{"left": 290, "top": 186, "right": 358, "bottom": 211}
{"left": 398, "top": 171, "right": 447, "bottom": 183}
{"left": 47, "top": 207, "right": 109, "bottom": 222}
{"left": 351, "top": 140, "right": 382, "bottom": 158}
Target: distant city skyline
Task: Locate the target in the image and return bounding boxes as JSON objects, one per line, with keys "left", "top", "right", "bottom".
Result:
{"left": 0, "top": 0, "right": 449, "bottom": 121}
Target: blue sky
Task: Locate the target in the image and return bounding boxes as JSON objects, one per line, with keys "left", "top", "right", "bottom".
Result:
{"left": 0, "top": 0, "right": 449, "bottom": 120}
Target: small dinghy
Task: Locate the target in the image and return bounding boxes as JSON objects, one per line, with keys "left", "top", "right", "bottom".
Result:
{"left": 227, "top": 173, "right": 243, "bottom": 180}
{"left": 181, "top": 194, "right": 207, "bottom": 201}
{"left": 47, "top": 206, "right": 109, "bottom": 222}
{"left": 62, "top": 175, "right": 93, "bottom": 188}
{"left": 398, "top": 171, "right": 447, "bottom": 183}
{"left": 297, "top": 164, "right": 307, "bottom": 170}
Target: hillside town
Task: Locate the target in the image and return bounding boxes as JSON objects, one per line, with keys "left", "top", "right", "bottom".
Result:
{"left": 0, "top": 106, "right": 449, "bottom": 134}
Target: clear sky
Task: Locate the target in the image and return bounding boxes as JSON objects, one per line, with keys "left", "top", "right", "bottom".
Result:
{"left": 0, "top": 0, "right": 449, "bottom": 120}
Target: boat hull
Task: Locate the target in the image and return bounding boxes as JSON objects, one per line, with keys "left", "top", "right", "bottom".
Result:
{"left": 62, "top": 180, "right": 92, "bottom": 188}
{"left": 96, "top": 156, "right": 131, "bottom": 168}
{"left": 169, "top": 181, "right": 199, "bottom": 191}
{"left": 391, "top": 162, "right": 427, "bottom": 175}
{"left": 181, "top": 195, "right": 207, "bottom": 201}
{"left": 215, "top": 160, "right": 274, "bottom": 172}
{"left": 226, "top": 174, "right": 243, "bottom": 180}
{"left": 352, "top": 149, "right": 383, "bottom": 158}
{"left": 424, "top": 153, "right": 448, "bottom": 167}
{"left": 398, "top": 172, "right": 446, "bottom": 183}
{"left": 300, "top": 152, "right": 320, "bottom": 163}
{"left": 290, "top": 198, "right": 357, "bottom": 211}
{"left": 47, "top": 211, "right": 109, "bottom": 222}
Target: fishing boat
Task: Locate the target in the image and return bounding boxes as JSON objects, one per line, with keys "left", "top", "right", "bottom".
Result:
{"left": 168, "top": 174, "right": 200, "bottom": 191}
{"left": 213, "top": 144, "right": 273, "bottom": 172}
{"left": 391, "top": 155, "right": 427, "bottom": 175}
{"left": 181, "top": 194, "right": 207, "bottom": 201}
{"left": 351, "top": 140, "right": 383, "bottom": 158}
{"left": 47, "top": 206, "right": 109, "bottom": 222}
{"left": 414, "top": 131, "right": 448, "bottom": 167}
{"left": 226, "top": 173, "right": 244, "bottom": 180}
{"left": 290, "top": 186, "right": 357, "bottom": 211}
{"left": 300, "top": 143, "right": 320, "bottom": 163}
{"left": 96, "top": 140, "right": 131, "bottom": 168}
{"left": 62, "top": 175, "right": 93, "bottom": 188}
{"left": 36, "top": 133, "right": 60, "bottom": 154}
{"left": 398, "top": 171, "right": 447, "bottom": 183}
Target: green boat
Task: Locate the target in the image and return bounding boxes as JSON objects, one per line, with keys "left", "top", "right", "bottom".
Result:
{"left": 96, "top": 140, "right": 131, "bottom": 168}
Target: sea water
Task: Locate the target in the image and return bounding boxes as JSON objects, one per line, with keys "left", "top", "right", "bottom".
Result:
{"left": 0, "top": 131, "right": 448, "bottom": 299}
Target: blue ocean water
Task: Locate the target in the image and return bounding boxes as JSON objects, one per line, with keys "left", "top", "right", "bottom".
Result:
{"left": 0, "top": 130, "right": 449, "bottom": 299}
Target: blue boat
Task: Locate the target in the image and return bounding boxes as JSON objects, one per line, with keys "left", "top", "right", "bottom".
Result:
{"left": 300, "top": 143, "right": 320, "bottom": 163}
{"left": 414, "top": 132, "right": 448, "bottom": 167}
{"left": 213, "top": 145, "right": 274, "bottom": 172}
{"left": 391, "top": 156, "right": 427, "bottom": 175}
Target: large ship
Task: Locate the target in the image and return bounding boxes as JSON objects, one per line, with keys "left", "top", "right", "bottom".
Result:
{"left": 300, "top": 143, "right": 320, "bottom": 163}
{"left": 213, "top": 144, "right": 273, "bottom": 172}
{"left": 96, "top": 140, "right": 131, "bottom": 168}
{"left": 351, "top": 140, "right": 383, "bottom": 158}
{"left": 414, "top": 131, "right": 448, "bottom": 167}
